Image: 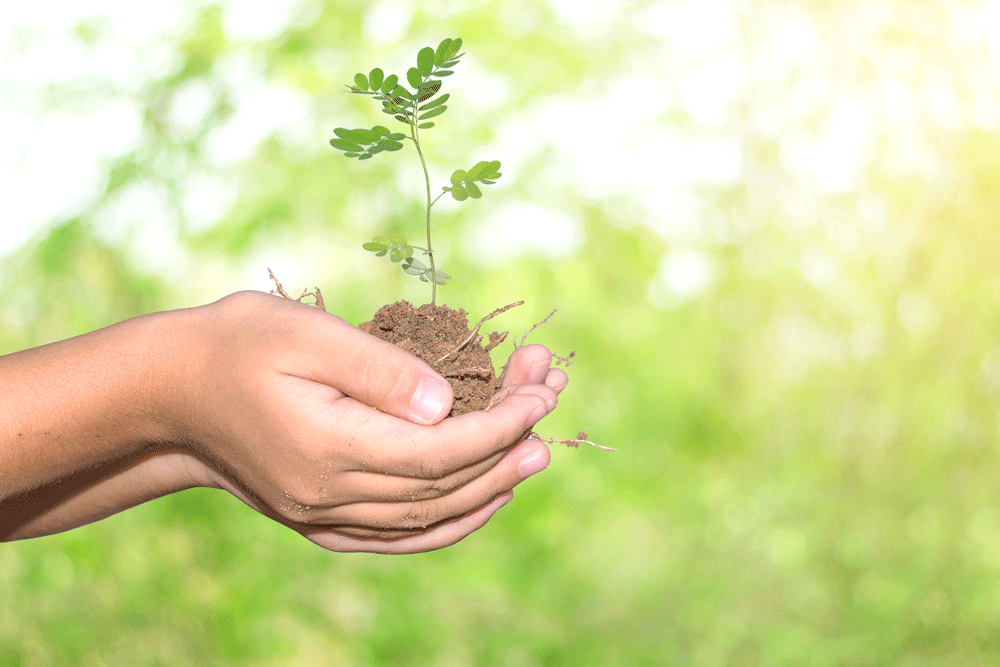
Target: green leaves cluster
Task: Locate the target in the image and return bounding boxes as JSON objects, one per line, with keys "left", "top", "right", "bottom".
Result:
{"left": 330, "top": 126, "right": 406, "bottom": 160}
{"left": 330, "top": 38, "right": 464, "bottom": 157}
{"left": 443, "top": 160, "right": 503, "bottom": 201}
{"left": 329, "top": 38, "right": 501, "bottom": 301}
{"left": 362, "top": 235, "right": 450, "bottom": 285}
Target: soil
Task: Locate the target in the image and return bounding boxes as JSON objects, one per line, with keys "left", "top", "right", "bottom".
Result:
{"left": 358, "top": 301, "right": 506, "bottom": 417}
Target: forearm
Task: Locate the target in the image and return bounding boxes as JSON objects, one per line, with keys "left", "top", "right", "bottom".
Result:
{"left": 0, "top": 310, "right": 182, "bottom": 502}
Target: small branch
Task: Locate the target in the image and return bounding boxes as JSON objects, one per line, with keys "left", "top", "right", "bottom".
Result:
{"left": 436, "top": 301, "right": 524, "bottom": 364}
{"left": 429, "top": 191, "right": 447, "bottom": 208}
{"left": 528, "top": 430, "right": 616, "bottom": 452}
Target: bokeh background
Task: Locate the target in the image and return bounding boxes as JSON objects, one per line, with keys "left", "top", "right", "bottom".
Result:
{"left": 3, "top": 0, "right": 1000, "bottom": 664}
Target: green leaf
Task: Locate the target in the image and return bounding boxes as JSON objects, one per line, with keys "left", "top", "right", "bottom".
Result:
{"left": 400, "top": 245, "right": 413, "bottom": 259}
{"left": 387, "top": 133, "right": 406, "bottom": 141}
{"left": 330, "top": 138, "right": 363, "bottom": 152}
{"left": 340, "top": 128, "right": 380, "bottom": 144}
{"left": 381, "top": 140, "right": 404, "bottom": 151}
{"left": 439, "top": 59, "right": 460, "bottom": 68}
{"left": 450, "top": 169, "right": 467, "bottom": 186}
{"left": 485, "top": 160, "right": 502, "bottom": 177}
{"left": 435, "top": 70, "right": 454, "bottom": 77}
{"left": 373, "top": 235, "right": 389, "bottom": 244}
{"left": 358, "top": 154, "right": 373, "bottom": 160}
{"left": 354, "top": 73, "right": 369, "bottom": 90}
{"left": 449, "top": 38, "right": 463, "bottom": 58}
{"left": 390, "top": 247, "right": 405, "bottom": 262}
{"left": 368, "top": 145, "right": 385, "bottom": 154}
{"left": 433, "top": 270, "right": 450, "bottom": 284}
{"left": 415, "top": 81, "right": 442, "bottom": 102}
{"left": 435, "top": 38, "right": 453, "bottom": 65}
{"left": 419, "top": 105, "right": 447, "bottom": 121}
{"left": 406, "top": 67, "right": 422, "bottom": 89}
{"left": 389, "top": 235, "right": 405, "bottom": 246}
{"left": 451, "top": 184, "right": 468, "bottom": 201}
{"left": 418, "top": 122, "right": 435, "bottom": 129}
{"left": 380, "top": 74, "right": 398, "bottom": 94}
{"left": 403, "top": 258, "right": 427, "bottom": 275}
{"left": 373, "top": 125, "right": 391, "bottom": 136}
{"left": 480, "top": 178, "right": 495, "bottom": 184}
{"left": 390, "top": 85, "right": 411, "bottom": 100}
{"left": 419, "top": 93, "right": 450, "bottom": 111}
{"left": 394, "top": 114, "right": 409, "bottom": 123}
{"left": 466, "top": 160, "right": 491, "bottom": 181}
{"left": 369, "top": 68, "right": 384, "bottom": 91}
{"left": 465, "top": 182, "right": 482, "bottom": 199}
{"left": 363, "top": 242, "right": 388, "bottom": 252}
{"left": 417, "top": 47, "right": 435, "bottom": 77}
{"left": 375, "top": 249, "right": 387, "bottom": 256}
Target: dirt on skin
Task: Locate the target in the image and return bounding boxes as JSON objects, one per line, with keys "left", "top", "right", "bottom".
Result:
{"left": 359, "top": 301, "right": 506, "bottom": 417}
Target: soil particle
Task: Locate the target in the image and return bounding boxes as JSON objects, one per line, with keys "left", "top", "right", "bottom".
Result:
{"left": 359, "top": 301, "right": 502, "bottom": 417}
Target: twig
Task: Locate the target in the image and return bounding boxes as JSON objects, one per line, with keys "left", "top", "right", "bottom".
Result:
{"left": 436, "top": 301, "right": 524, "bottom": 364}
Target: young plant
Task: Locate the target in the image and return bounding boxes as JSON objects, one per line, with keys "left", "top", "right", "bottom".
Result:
{"left": 329, "top": 37, "right": 502, "bottom": 306}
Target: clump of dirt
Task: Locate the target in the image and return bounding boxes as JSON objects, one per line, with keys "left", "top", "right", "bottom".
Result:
{"left": 359, "top": 301, "right": 506, "bottom": 417}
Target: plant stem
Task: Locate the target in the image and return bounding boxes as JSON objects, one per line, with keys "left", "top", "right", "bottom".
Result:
{"left": 411, "top": 119, "right": 436, "bottom": 305}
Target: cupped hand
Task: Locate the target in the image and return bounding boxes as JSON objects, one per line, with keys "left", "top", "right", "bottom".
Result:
{"left": 170, "top": 291, "right": 565, "bottom": 553}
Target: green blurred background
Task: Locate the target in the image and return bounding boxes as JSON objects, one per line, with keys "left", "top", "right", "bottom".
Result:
{"left": 3, "top": 0, "right": 1000, "bottom": 664}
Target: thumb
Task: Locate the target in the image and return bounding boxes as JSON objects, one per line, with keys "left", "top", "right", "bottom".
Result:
{"left": 288, "top": 308, "right": 454, "bottom": 424}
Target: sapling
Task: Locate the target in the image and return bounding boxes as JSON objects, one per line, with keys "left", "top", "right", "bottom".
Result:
{"left": 269, "top": 38, "right": 613, "bottom": 450}
{"left": 328, "top": 37, "right": 501, "bottom": 307}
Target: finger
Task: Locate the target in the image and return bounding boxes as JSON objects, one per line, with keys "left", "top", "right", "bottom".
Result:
{"left": 310, "top": 438, "right": 549, "bottom": 531}
{"left": 275, "top": 297, "right": 454, "bottom": 425}
{"left": 303, "top": 491, "right": 514, "bottom": 554}
{"left": 545, "top": 368, "right": 569, "bottom": 392}
{"left": 501, "top": 344, "right": 553, "bottom": 387}
{"left": 333, "top": 383, "right": 558, "bottom": 480}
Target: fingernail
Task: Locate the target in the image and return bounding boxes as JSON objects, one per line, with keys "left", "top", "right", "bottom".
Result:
{"left": 410, "top": 376, "right": 451, "bottom": 422}
{"left": 518, "top": 451, "right": 549, "bottom": 479}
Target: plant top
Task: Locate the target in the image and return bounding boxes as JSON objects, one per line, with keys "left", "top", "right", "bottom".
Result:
{"left": 329, "top": 37, "right": 503, "bottom": 306}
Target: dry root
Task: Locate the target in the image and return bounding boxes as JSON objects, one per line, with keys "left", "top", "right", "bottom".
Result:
{"left": 529, "top": 429, "right": 617, "bottom": 452}
{"left": 268, "top": 268, "right": 325, "bottom": 311}
{"left": 437, "top": 301, "right": 523, "bottom": 364}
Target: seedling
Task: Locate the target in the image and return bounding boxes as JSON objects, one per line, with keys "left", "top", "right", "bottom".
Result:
{"left": 329, "top": 37, "right": 502, "bottom": 306}
{"left": 269, "top": 38, "right": 613, "bottom": 450}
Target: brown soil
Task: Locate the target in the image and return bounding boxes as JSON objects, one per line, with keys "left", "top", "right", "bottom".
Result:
{"left": 358, "top": 301, "right": 505, "bottom": 417}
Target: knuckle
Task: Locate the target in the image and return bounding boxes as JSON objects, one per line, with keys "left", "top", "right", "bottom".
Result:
{"left": 399, "top": 501, "right": 440, "bottom": 530}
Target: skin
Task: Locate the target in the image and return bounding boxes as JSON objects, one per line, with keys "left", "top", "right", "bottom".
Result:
{"left": 0, "top": 290, "right": 567, "bottom": 553}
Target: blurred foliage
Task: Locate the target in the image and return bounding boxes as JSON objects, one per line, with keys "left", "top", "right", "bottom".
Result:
{"left": 4, "top": 0, "right": 1000, "bottom": 665}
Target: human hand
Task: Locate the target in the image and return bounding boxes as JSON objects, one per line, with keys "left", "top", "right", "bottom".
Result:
{"left": 2, "top": 291, "right": 566, "bottom": 550}
{"left": 169, "top": 291, "right": 564, "bottom": 553}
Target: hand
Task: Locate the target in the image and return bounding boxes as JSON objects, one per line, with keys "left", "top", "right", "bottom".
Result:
{"left": 4, "top": 291, "right": 567, "bottom": 554}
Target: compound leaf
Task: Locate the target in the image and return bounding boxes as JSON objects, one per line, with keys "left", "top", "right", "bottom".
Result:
{"left": 417, "top": 46, "right": 435, "bottom": 77}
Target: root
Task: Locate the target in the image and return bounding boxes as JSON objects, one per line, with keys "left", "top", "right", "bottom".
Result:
{"left": 443, "top": 367, "right": 494, "bottom": 379}
{"left": 529, "top": 429, "right": 616, "bottom": 452}
{"left": 436, "top": 301, "right": 524, "bottom": 364}
{"left": 268, "top": 268, "right": 325, "bottom": 311}
{"left": 513, "top": 308, "right": 575, "bottom": 367}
